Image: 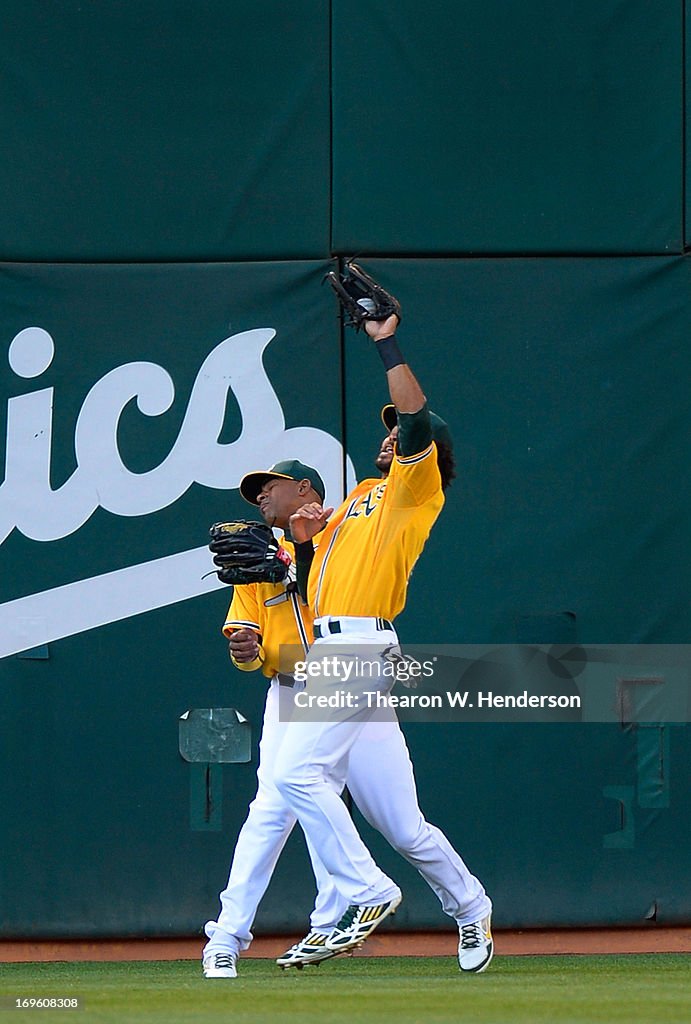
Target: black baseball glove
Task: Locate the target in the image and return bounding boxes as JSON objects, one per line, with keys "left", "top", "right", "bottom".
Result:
{"left": 208, "top": 521, "right": 291, "bottom": 586}
{"left": 326, "top": 260, "right": 401, "bottom": 332}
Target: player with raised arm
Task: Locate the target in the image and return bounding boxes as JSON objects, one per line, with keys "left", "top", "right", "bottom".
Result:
{"left": 202, "top": 444, "right": 490, "bottom": 977}
{"left": 273, "top": 263, "right": 493, "bottom": 972}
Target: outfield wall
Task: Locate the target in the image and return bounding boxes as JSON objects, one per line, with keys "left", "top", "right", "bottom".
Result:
{"left": 1, "top": 2, "right": 689, "bottom": 936}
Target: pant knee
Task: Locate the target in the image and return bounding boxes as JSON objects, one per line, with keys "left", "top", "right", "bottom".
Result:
{"left": 275, "top": 766, "right": 326, "bottom": 806}
{"left": 273, "top": 766, "right": 300, "bottom": 802}
{"left": 383, "top": 820, "right": 429, "bottom": 856}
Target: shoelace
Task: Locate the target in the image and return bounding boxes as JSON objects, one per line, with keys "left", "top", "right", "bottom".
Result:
{"left": 335, "top": 904, "right": 359, "bottom": 930}
{"left": 214, "top": 953, "right": 236, "bottom": 968}
{"left": 459, "top": 922, "right": 483, "bottom": 949}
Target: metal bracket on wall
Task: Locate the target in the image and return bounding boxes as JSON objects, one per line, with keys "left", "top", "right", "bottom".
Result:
{"left": 178, "top": 708, "right": 251, "bottom": 764}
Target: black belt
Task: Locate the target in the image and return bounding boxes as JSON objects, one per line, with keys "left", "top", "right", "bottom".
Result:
{"left": 276, "top": 673, "right": 296, "bottom": 688}
{"left": 313, "top": 618, "right": 394, "bottom": 639}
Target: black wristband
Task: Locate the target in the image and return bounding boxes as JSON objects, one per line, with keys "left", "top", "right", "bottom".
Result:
{"left": 295, "top": 540, "right": 315, "bottom": 558}
{"left": 295, "top": 539, "right": 315, "bottom": 603}
{"left": 376, "top": 335, "right": 405, "bottom": 371}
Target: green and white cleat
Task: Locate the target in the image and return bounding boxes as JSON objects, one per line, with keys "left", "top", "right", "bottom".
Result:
{"left": 324, "top": 894, "right": 402, "bottom": 953}
{"left": 276, "top": 930, "right": 344, "bottom": 969}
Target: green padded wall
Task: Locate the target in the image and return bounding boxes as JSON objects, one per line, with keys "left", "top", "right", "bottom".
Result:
{"left": 343, "top": 258, "right": 691, "bottom": 645}
{"left": 356, "top": 723, "right": 691, "bottom": 928}
{"left": 0, "top": 1, "right": 689, "bottom": 938}
{"left": 686, "top": 0, "right": 691, "bottom": 247}
{"left": 342, "top": 257, "right": 691, "bottom": 927}
{"left": 332, "top": 1, "right": 683, "bottom": 254}
{"left": 0, "top": 261, "right": 347, "bottom": 935}
{"left": 0, "top": 2, "right": 330, "bottom": 260}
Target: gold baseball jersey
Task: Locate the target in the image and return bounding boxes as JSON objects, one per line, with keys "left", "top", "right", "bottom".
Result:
{"left": 309, "top": 442, "right": 444, "bottom": 620}
{"left": 223, "top": 538, "right": 313, "bottom": 677}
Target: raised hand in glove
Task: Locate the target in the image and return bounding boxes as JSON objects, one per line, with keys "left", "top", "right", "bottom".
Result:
{"left": 326, "top": 260, "right": 401, "bottom": 333}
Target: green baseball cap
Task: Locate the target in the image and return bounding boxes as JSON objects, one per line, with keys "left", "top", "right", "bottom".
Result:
{"left": 239, "top": 460, "right": 326, "bottom": 506}
{"left": 381, "top": 404, "right": 453, "bottom": 450}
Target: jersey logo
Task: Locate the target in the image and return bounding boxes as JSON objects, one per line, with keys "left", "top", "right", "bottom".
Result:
{"left": 345, "top": 482, "right": 386, "bottom": 520}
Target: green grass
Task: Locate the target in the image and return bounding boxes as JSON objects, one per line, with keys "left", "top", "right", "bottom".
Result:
{"left": 1, "top": 956, "right": 689, "bottom": 1024}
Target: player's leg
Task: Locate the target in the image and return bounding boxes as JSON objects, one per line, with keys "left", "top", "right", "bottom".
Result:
{"left": 202, "top": 680, "right": 295, "bottom": 974}
{"left": 274, "top": 630, "right": 405, "bottom": 950}
{"left": 274, "top": 715, "right": 400, "bottom": 906}
{"left": 346, "top": 718, "right": 493, "bottom": 972}
{"left": 275, "top": 754, "right": 350, "bottom": 969}
{"left": 273, "top": 639, "right": 402, "bottom": 949}
{"left": 203, "top": 679, "right": 340, "bottom": 974}
{"left": 276, "top": 827, "right": 349, "bottom": 969}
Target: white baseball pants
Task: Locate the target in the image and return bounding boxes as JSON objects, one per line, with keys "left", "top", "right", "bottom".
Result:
{"left": 273, "top": 622, "right": 490, "bottom": 915}
{"left": 205, "top": 630, "right": 490, "bottom": 958}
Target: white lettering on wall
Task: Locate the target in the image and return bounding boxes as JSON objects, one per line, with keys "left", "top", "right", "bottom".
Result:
{"left": 0, "top": 327, "right": 356, "bottom": 656}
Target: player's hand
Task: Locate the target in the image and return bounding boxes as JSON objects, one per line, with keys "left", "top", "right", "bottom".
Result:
{"left": 229, "top": 628, "right": 260, "bottom": 663}
{"left": 289, "top": 502, "right": 334, "bottom": 543}
{"left": 365, "top": 313, "right": 400, "bottom": 342}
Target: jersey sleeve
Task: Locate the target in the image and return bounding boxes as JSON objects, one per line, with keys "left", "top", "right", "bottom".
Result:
{"left": 395, "top": 405, "right": 433, "bottom": 457}
{"left": 388, "top": 442, "right": 443, "bottom": 509}
{"left": 222, "top": 583, "right": 261, "bottom": 638}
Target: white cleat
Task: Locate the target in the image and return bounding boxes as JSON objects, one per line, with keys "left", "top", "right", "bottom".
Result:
{"left": 202, "top": 952, "right": 238, "bottom": 978}
{"left": 458, "top": 914, "right": 493, "bottom": 973}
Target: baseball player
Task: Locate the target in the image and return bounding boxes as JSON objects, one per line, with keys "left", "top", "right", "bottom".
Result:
{"left": 273, "top": 283, "right": 493, "bottom": 972}
{"left": 203, "top": 457, "right": 489, "bottom": 977}
{"left": 202, "top": 461, "right": 341, "bottom": 978}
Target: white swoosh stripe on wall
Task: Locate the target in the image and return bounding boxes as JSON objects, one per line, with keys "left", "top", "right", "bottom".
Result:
{"left": 0, "top": 546, "right": 225, "bottom": 659}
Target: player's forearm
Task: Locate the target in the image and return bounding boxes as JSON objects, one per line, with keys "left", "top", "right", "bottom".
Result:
{"left": 376, "top": 336, "right": 433, "bottom": 454}
{"left": 383, "top": 360, "right": 426, "bottom": 414}
{"left": 369, "top": 321, "right": 426, "bottom": 413}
